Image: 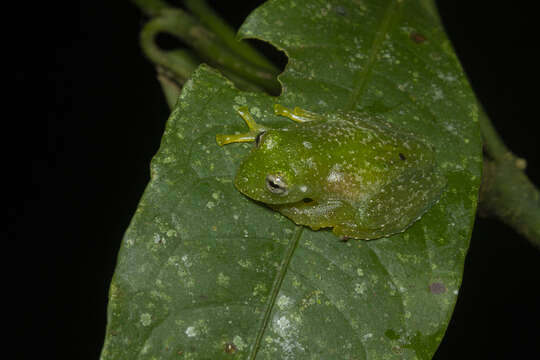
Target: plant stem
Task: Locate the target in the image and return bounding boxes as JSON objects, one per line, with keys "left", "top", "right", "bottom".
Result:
{"left": 478, "top": 106, "right": 540, "bottom": 248}
{"left": 139, "top": 8, "right": 280, "bottom": 94}
{"left": 478, "top": 106, "right": 510, "bottom": 161}
{"left": 139, "top": 19, "right": 201, "bottom": 81}
{"left": 183, "top": 0, "right": 279, "bottom": 73}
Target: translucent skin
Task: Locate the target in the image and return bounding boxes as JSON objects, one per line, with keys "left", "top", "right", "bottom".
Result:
{"left": 217, "top": 105, "right": 446, "bottom": 240}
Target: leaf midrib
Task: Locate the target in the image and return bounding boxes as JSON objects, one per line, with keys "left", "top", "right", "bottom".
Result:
{"left": 248, "top": 226, "right": 303, "bottom": 359}
{"left": 345, "top": 0, "right": 402, "bottom": 111}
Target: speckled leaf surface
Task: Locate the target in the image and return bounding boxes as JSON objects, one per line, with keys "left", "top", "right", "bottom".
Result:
{"left": 101, "top": 0, "right": 482, "bottom": 359}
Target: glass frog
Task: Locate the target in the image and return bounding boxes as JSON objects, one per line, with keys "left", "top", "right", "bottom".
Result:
{"left": 216, "top": 104, "right": 446, "bottom": 240}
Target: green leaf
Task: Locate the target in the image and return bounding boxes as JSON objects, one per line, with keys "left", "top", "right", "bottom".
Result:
{"left": 101, "top": 0, "right": 482, "bottom": 359}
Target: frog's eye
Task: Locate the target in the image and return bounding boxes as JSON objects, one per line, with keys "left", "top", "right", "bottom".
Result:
{"left": 255, "top": 131, "right": 266, "bottom": 147}
{"left": 266, "top": 174, "right": 288, "bottom": 195}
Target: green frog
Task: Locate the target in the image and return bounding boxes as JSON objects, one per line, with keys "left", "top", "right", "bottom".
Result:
{"left": 216, "top": 104, "right": 445, "bottom": 240}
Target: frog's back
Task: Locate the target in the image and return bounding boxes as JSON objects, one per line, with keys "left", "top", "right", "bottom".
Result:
{"left": 298, "top": 112, "right": 438, "bottom": 197}
{"left": 300, "top": 111, "right": 445, "bottom": 238}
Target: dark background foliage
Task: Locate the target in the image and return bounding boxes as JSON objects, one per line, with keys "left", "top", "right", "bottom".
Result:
{"left": 16, "top": 1, "right": 539, "bottom": 359}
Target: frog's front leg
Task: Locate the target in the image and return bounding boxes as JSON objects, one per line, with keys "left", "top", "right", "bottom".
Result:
{"left": 273, "top": 104, "right": 324, "bottom": 123}
{"left": 216, "top": 106, "right": 268, "bottom": 146}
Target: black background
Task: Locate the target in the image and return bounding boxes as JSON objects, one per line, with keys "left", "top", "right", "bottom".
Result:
{"left": 17, "top": 1, "right": 539, "bottom": 359}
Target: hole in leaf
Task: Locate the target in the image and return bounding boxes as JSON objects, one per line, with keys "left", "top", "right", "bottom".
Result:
{"left": 245, "top": 38, "right": 288, "bottom": 72}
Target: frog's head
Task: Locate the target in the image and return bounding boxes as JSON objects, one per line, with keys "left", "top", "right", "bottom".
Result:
{"left": 233, "top": 130, "right": 314, "bottom": 205}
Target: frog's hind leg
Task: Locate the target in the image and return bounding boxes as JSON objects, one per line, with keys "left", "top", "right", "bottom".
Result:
{"left": 216, "top": 106, "right": 268, "bottom": 146}
{"left": 274, "top": 104, "right": 324, "bottom": 123}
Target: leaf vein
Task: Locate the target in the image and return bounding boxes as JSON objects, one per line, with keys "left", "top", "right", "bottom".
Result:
{"left": 345, "top": 0, "right": 402, "bottom": 111}
{"left": 248, "top": 226, "right": 303, "bottom": 359}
